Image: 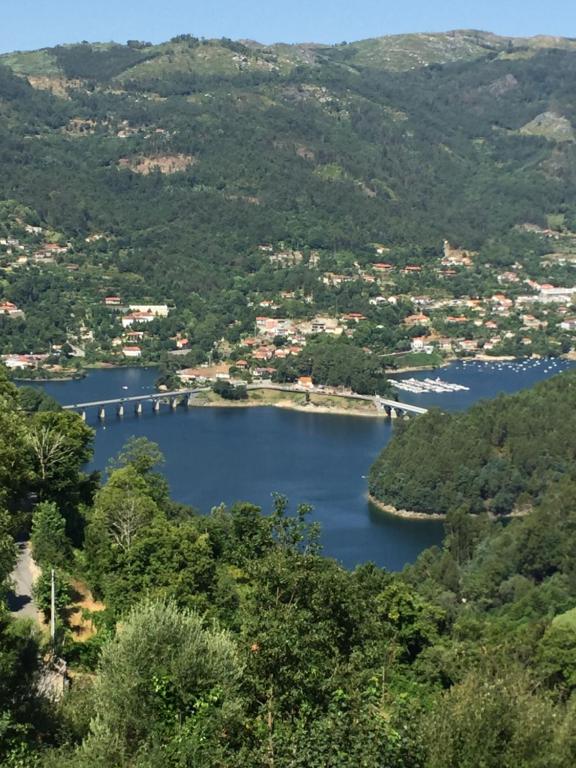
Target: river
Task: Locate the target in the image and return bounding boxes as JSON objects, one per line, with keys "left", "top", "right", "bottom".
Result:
{"left": 36, "top": 357, "right": 574, "bottom": 570}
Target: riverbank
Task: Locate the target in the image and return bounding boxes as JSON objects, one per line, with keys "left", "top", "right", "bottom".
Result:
{"left": 191, "top": 388, "right": 389, "bottom": 418}
{"left": 369, "top": 494, "right": 531, "bottom": 521}
{"left": 368, "top": 495, "right": 447, "bottom": 520}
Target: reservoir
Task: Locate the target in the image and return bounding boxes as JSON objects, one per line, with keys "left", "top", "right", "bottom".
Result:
{"left": 37, "top": 357, "right": 574, "bottom": 570}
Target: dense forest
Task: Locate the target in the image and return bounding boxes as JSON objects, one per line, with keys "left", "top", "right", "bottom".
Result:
{"left": 1, "top": 366, "right": 576, "bottom": 766}
{"left": 369, "top": 368, "right": 576, "bottom": 516}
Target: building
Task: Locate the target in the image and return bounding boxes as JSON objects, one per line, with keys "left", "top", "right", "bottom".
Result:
{"left": 121, "top": 311, "right": 157, "bottom": 328}
{"left": 122, "top": 346, "right": 142, "bottom": 358}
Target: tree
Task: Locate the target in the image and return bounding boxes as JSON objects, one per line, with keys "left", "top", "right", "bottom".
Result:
{"left": 0, "top": 509, "right": 16, "bottom": 597}
{"left": 107, "top": 437, "right": 164, "bottom": 476}
{"left": 30, "top": 502, "right": 70, "bottom": 568}
{"left": 76, "top": 599, "right": 243, "bottom": 766}
{"left": 424, "top": 668, "right": 561, "bottom": 768}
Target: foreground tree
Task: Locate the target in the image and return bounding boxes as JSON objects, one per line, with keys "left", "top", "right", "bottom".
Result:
{"left": 68, "top": 598, "right": 243, "bottom": 766}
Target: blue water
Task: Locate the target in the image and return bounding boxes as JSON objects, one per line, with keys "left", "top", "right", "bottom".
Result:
{"left": 35, "top": 358, "right": 573, "bottom": 570}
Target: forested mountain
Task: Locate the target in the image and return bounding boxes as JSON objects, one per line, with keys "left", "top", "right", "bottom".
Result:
{"left": 1, "top": 30, "right": 576, "bottom": 292}
{"left": 1, "top": 31, "right": 576, "bottom": 365}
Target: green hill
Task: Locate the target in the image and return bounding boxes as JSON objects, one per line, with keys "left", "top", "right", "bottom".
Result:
{"left": 369, "top": 370, "right": 576, "bottom": 517}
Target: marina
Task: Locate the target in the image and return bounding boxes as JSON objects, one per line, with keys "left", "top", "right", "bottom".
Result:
{"left": 389, "top": 376, "right": 470, "bottom": 394}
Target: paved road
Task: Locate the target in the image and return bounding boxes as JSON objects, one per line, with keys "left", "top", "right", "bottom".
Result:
{"left": 7, "top": 542, "right": 39, "bottom": 620}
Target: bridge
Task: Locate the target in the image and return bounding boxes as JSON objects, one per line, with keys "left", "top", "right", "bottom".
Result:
{"left": 62, "top": 384, "right": 428, "bottom": 421}
{"left": 374, "top": 397, "right": 428, "bottom": 416}
{"left": 62, "top": 388, "right": 208, "bottom": 420}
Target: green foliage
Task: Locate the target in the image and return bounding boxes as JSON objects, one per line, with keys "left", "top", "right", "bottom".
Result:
{"left": 0, "top": 510, "right": 17, "bottom": 595}
{"left": 30, "top": 502, "right": 70, "bottom": 568}
{"left": 275, "top": 336, "right": 392, "bottom": 395}
{"left": 107, "top": 436, "right": 164, "bottom": 476}
{"left": 17, "top": 387, "right": 61, "bottom": 414}
{"left": 423, "top": 667, "right": 571, "bottom": 768}
{"left": 32, "top": 568, "right": 72, "bottom": 623}
{"left": 370, "top": 370, "right": 576, "bottom": 516}
{"left": 212, "top": 379, "right": 248, "bottom": 400}
{"left": 77, "top": 598, "right": 242, "bottom": 766}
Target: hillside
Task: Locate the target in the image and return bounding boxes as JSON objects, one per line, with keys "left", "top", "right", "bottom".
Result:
{"left": 0, "top": 31, "right": 576, "bottom": 367}
{"left": 369, "top": 369, "right": 576, "bottom": 517}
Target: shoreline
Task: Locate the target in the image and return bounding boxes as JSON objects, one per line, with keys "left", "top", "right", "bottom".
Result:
{"left": 368, "top": 494, "right": 447, "bottom": 520}
{"left": 191, "top": 396, "right": 390, "bottom": 419}
{"left": 368, "top": 494, "right": 531, "bottom": 521}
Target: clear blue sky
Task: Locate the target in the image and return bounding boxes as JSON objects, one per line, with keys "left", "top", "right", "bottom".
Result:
{"left": 2, "top": 0, "right": 576, "bottom": 54}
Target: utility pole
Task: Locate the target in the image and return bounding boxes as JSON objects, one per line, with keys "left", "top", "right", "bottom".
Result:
{"left": 50, "top": 568, "right": 56, "bottom": 647}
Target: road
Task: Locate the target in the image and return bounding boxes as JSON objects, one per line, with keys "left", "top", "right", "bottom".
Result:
{"left": 7, "top": 542, "right": 40, "bottom": 620}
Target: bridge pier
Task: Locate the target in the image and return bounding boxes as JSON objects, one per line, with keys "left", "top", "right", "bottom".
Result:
{"left": 153, "top": 400, "right": 160, "bottom": 413}
{"left": 170, "top": 397, "right": 178, "bottom": 411}
{"left": 117, "top": 403, "right": 124, "bottom": 417}
{"left": 135, "top": 402, "right": 142, "bottom": 416}
{"left": 98, "top": 407, "right": 106, "bottom": 421}
{"left": 80, "top": 410, "right": 86, "bottom": 422}
{"left": 187, "top": 394, "right": 195, "bottom": 407}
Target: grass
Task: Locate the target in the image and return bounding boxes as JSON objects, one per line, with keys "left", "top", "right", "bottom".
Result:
{"left": 0, "top": 50, "right": 62, "bottom": 77}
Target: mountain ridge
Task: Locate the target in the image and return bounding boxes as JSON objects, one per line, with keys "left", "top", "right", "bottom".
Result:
{"left": 4, "top": 28, "right": 576, "bottom": 81}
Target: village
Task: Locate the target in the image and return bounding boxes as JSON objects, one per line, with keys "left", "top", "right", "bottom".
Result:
{"left": 1, "top": 212, "right": 576, "bottom": 390}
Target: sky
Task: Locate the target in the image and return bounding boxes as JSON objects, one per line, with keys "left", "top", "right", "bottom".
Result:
{"left": 1, "top": 0, "right": 576, "bottom": 54}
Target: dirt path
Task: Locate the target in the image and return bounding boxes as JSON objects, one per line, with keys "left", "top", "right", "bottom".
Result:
{"left": 7, "top": 542, "right": 41, "bottom": 621}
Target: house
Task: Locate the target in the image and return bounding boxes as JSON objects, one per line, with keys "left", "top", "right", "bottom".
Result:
{"left": 522, "top": 315, "right": 544, "bottom": 330}
{"left": 121, "top": 311, "right": 157, "bottom": 328}
{"left": 458, "top": 339, "right": 479, "bottom": 352}
{"left": 122, "top": 346, "right": 142, "bottom": 358}
{"left": 435, "top": 337, "right": 454, "bottom": 353}
{"left": 297, "top": 376, "right": 314, "bottom": 388}
{"left": 404, "top": 313, "right": 430, "bottom": 327}
{"left": 128, "top": 304, "right": 169, "bottom": 317}
{"left": 411, "top": 337, "right": 434, "bottom": 353}
{"left": 2, "top": 354, "right": 35, "bottom": 369}
{"left": 322, "top": 273, "right": 354, "bottom": 287}
{"left": 560, "top": 318, "right": 576, "bottom": 331}
{"left": 255, "top": 317, "right": 294, "bottom": 337}
{"left": 179, "top": 364, "right": 230, "bottom": 383}
{"left": 372, "top": 262, "right": 394, "bottom": 273}
{"left": 104, "top": 296, "right": 122, "bottom": 306}
{"left": 342, "top": 312, "right": 367, "bottom": 322}
{"left": 0, "top": 301, "right": 24, "bottom": 318}
{"left": 252, "top": 367, "right": 275, "bottom": 381}
{"left": 252, "top": 347, "right": 274, "bottom": 361}
{"left": 537, "top": 285, "right": 576, "bottom": 304}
